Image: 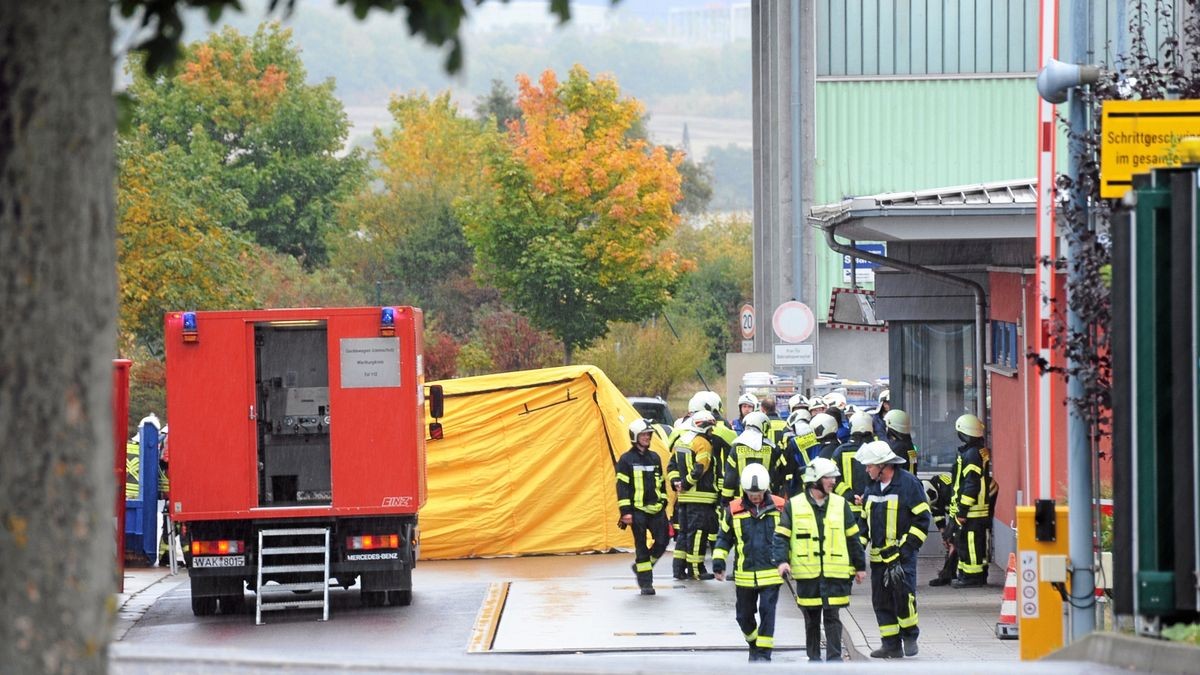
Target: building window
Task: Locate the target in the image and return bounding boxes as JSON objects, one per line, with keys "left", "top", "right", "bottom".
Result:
{"left": 990, "top": 320, "right": 1019, "bottom": 370}
{"left": 896, "top": 322, "right": 978, "bottom": 471}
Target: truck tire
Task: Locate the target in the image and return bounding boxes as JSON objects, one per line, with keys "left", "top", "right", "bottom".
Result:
{"left": 191, "top": 596, "right": 217, "bottom": 616}
{"left": 387, "top": 589, "right": 412, "bottom": 606}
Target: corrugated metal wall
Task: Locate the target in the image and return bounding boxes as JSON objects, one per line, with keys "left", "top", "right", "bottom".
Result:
{"left": 814, "top": 77, "right": 1038, "bottom": 203}
{"left": 817, "top": 0, "right": 1182, "bottom": 77}
{"left": 817, "top": 0, "right": 1040, "bottom": 75}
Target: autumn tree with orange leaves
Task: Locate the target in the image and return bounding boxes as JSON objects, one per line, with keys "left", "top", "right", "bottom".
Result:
{"left": 125, "top": 24, "right": 364, "bottom": 267}
{"left": 460, "top": 65, "right": 689, "bottom": 363}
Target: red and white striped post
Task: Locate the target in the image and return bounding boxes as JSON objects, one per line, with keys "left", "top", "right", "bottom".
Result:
{"left": 1034, "top": 0, "right": 1059, "bottom": 503}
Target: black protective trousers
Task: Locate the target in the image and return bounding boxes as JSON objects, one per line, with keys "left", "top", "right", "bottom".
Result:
{"left": 676, "top": 502, "right": 717, "bottom": 575}
{"left": 802, "top": 606, "right": 844, "bottom": 661}
{"left": 955, "top": 517, "right": 991, "bottom": 579}
{"left": 734, "top": 585, "right": 781, "bottom": 650}
{"left": 631, "top": 510, "right": 669, "bottom": 587}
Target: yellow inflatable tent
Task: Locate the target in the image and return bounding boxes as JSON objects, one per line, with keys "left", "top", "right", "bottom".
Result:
{"left": 420, "top": 365, "right": 672, "bottom": 560}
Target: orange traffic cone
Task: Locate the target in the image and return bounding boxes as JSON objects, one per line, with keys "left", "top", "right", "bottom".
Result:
{"left": 995, "top": 552, "right": 1019, "bottom": 639}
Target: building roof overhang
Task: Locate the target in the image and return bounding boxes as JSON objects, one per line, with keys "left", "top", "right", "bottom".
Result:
{"left": 808, "top": 178, "right": 1038, "bottom": 241}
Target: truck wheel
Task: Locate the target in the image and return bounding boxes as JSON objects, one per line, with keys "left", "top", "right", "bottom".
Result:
{"left": 361, "top": 590, "right": 385, "bottom": 607}
{"left": 387, "top": 590, "right": 412, "bottom": 606}
{"left": 191, "top": 596, "right": 217, "bottom": 616}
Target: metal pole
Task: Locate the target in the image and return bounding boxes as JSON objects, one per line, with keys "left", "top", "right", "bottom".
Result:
{"left": 1066, "top": 0, "right": 1096, "bottom": 640}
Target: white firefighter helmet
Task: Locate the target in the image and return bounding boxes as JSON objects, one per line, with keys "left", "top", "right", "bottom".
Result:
{"left": 740, "top": 463, "right": 771, "bottom": 492}
{"left": 849, "top": 411, "right": 874, "bottom": 435}
{"left": 823, "top": 392, "right": 848, "bottom": 410}
{"left": 922, "top": 478, "right": 940, "bottom": 506}
{"left": 741, "top": 411, "right": 770, "bottom": 434}
{"left": 690, "top": 410, "right": 716, "bottom": 430}
{"left": 737, "top": 392, "right": 760, "bottom": 411}
{"left": 628, "top": 418, "right": 654, "bottom": 444}
{"left": 787, "top": 393, "right": 806, "bottom": 411}
{"left": 857, "top": 440, "right": 905, "bottom": 465}
{"left": 787, "top": 408, "right": 811, "bottom": 428}
{"left": 802, "top": 456, "right": 841, "bottom": 484}
{"left": 810, "top": 412, "right": 839, "bottom": 440}
{"left": 687, "top": 392, "right": 708, "bottom": 414}
{"left": 884, "top": 409, "right": 911, "bottom": 435}
{"left": 955, "top": 413, "right": 985, "bottom": 439}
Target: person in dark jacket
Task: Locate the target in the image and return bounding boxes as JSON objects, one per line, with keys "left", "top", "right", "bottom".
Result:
{"left": 950, "top": 414, "right": 993, "bottom": 588}
{"left": 668, "top": 411, "right": 719, "bottom": 580}
{"left": 858, "top": 441, "right": 932, "bottom": 659}
{"left": 827, "top": 411, "right": 874, "bottom": 525}
{"left": 925, "top": 473, "right": 958, "bottom": 586}
{"left": 776, "top": 457, "right": 867, "bottom": 662}
{"left": 713, "top": 464, "right": 786, "bottom": 662}
{"left": 616, "top": 419, "right": 670, "bottom": 595}
{"left": 883, "top": 408, "right": 919, "bottom": 474}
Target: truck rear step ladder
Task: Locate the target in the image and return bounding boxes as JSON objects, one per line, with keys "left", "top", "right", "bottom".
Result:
{"left": 255, "top": 527, "right": 330, "bottom": 625}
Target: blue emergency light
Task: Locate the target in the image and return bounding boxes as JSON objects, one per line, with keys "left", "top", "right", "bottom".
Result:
{"left": 380, "top": 307, "right": 396, "bottom": 336}
{"left": 182, "top": 311, "right": 198, "bottom": 342}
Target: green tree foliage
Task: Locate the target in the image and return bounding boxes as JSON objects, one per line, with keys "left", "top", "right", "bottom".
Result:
{"left": 580, "top": 319, "right": 708, "bottom": 399}
{"left": 117, "top": 131, "right": 255, "bottom": 350}
{"left": 460, "top": 65, "right": 689, "bottom": 362}
{"left": 476, "top": 309, "right": 562, "bottom": 372}
{"left": 127, "top": 24, "right": 365, "bottom": 267}
{"left": 667, "top": 213, "right": 752, "bottom": 374}
{"left": 335, "top": 91, "right": 496, "bottom": 327}
{"left": 665, "top": 145, "right": 714, "bottom": 216}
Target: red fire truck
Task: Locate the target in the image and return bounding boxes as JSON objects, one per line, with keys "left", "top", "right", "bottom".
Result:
{"left": 164, "top": 307, "right": 440, "bottom": 622}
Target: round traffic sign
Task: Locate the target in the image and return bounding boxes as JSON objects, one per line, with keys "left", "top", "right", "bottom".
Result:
{"left": 772, "top": 301, "right": 815, "bottom": 344}
{"left": 739, "top": 304, "right": 755, "bottom": 339}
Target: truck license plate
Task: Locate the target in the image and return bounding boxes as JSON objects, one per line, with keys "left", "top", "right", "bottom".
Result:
{"left": 192, "top": 555, "right": 245, "bottom": 568}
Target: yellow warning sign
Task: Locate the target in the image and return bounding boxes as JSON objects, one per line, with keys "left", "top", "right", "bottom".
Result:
{"left": 1101, "top": 99, "right": 1200, "bottom": 198}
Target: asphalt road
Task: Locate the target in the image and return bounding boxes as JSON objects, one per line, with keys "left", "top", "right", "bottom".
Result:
{"left": 110, "top": 552, "right": 1119, "bottom": 674}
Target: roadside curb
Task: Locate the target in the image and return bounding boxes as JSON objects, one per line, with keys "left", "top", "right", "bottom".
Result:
{"left": 1045, "top": 632, "right": 1200, "bottom": 673}
{"left": 113, "top": 568, "right": 188, "bottom": 641}
{"left": 841, "top": 608, "right": 872, "bottom": 661}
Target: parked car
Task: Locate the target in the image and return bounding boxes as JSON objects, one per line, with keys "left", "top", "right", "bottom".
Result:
{"left": 627, "top": 396, "right": 674, "bottom": 427}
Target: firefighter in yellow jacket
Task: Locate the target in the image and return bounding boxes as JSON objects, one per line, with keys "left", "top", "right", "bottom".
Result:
{"left": 616, "top": 419, "right": 670, "bottom": 595}
{"left": 668, "top": 410, "right": 719, "bottom": 580}
{"left": 776, "top": 457, "right": 867, "bottom": 662}
{"left": 713, "top": 464, "right": 787, "bottom": 662}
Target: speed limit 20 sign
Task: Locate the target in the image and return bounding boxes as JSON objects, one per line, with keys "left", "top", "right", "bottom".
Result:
{"left": 739, "top": 304, "right": 755, "bottom": 339}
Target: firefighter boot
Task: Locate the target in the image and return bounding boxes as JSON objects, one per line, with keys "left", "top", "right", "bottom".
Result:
{"left": 672, "top": 558, "right": 688, "bottom": 580}
{"left": 694, "top": 562, "right": 715, "bottom": 581}
{"left": 870, "top": 644, "right": 904, "bottom": 659}
{"left": 637, "top": 570, "right": 655, "bottom": 595}
{"left": 903, "top": 635, "right": 919, "bottom": 657}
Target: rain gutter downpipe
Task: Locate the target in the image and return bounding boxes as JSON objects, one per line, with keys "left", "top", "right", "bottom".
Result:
{"left": 818, "top": 214, "right": 987, "bottom": 423}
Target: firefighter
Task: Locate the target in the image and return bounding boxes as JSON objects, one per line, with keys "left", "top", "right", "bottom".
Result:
{"left": 871, "top": 390, "right": 892, "bottom": 437}
{"left": 950, "top": 414, "right": 992, "bottom": 588}
{"left": 732, "top": 392, "right": 759, "bottom": 433}
{"left": 858, "top": 440, "right": 931, "bottom": 659}
{"left": 695, "top": 391, "right": 739, "bottom": 556}
{"left": 759, "top": 398, "right": 789, "bottom": 450}
{"left": 616, "top": 419, "right": 670, "bottom": 595}
{"left": 782, "top": 415, "right": 819, "bottom": 496}
{"left": 776, "top": 457, "right": 867, "bottom": 662}
{"left": 925, "top": 473, "right": 958, "bottom": 587}
{"left": 157, "top": 424, "right": 173, "bottom": 567}
{"left": 823, "top": 392, "right": 851, "bottom": 442}
{"left": 713, "top": 464, "right": 786, "bottom": 662}
{"left": 722, "top": 411, "right": 787, "bottom": 501}
{"left": 670, "top": 410, "right": 719, "bottom": 580}
{"left": 827, "top": 411, "right": 874, "bottom": 524}
{"left": 810, "top": 413, "right": 842, "bottom": 465}
{"left": 883, "top": 409, "right": 919, "bottom": 474}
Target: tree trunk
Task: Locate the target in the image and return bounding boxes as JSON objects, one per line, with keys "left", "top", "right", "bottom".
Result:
{"left": 563, "top": 341, "right": 573, "bottom": 365}
{"left": 0, "top": 2, "right": 117, "bottom": 672}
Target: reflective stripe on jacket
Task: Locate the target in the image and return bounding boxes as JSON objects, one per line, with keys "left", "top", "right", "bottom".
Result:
{"left": 776, "top": 491, "right": 866, "bottom": 606}
{"left": 616, "top": 445, "right": 667, "bottom": 515}
{"left": 862, "top": 468, "right": 931, "bottom": 563}
{"left": 714, "top": 494, "right": 786, "bottom": 588}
